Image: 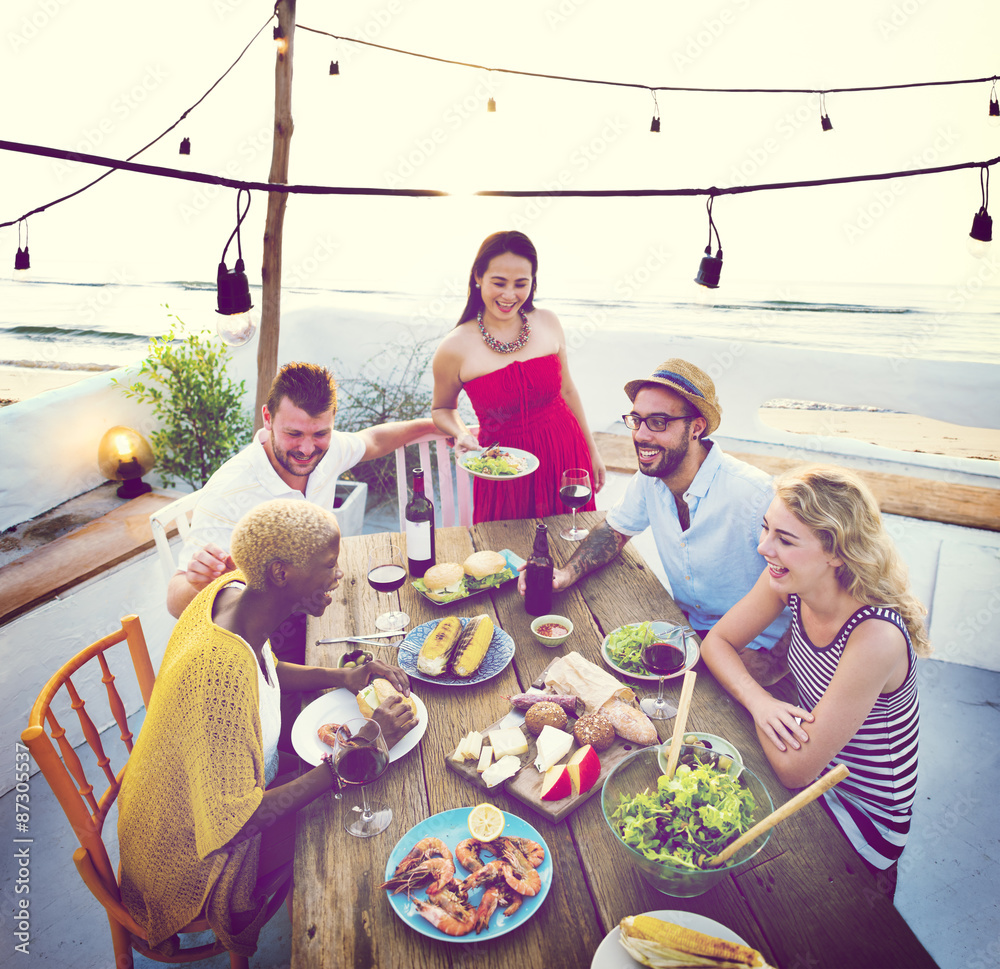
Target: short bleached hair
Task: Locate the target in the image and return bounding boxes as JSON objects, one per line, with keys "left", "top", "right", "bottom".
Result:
{"left": 231, "top": 499, "right": 339, "bottom": 590}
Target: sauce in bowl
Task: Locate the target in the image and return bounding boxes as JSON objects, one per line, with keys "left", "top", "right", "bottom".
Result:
{"left": 536, "top": 622, "right": 569, "bottom": 638}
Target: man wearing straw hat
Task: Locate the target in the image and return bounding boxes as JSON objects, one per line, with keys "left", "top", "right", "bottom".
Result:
{"left": 525, "top": 358, "right": 789, "bottom": 675}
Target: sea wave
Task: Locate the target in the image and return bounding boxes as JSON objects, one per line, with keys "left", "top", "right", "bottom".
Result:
{"left": 2, "top": 324, "right": 149, "bottom": 344}
{"left": 0, "top": 359, "right": 118, "bottom": 372}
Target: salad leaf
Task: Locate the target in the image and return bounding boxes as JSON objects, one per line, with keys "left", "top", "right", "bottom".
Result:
{"left": 604, "top": 622, "right": 660, "bottom": 674}
{"left": 611, "top": 764, "right": 756, "bottom": 870}
{"left": 464, "top": 451, "right": 524, "bottom": 476}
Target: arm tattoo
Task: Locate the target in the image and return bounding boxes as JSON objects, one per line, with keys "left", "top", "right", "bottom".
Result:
{"left": 566, "top": 520, "right": 630, "bottom": 581}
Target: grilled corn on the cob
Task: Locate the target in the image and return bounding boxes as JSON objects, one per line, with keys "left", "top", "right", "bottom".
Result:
{"left": 449, "top": 614, "right": 494, "bottom": 678}
{"left": 416, "top": 616, "right": 463, "bottom": 676}
{"left": 618, "top": 915, "right": 773, "bottom": 968}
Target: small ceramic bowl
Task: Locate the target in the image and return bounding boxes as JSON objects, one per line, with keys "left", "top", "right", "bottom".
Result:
{"left": 337, "top": 648, "right": 373, "bottom": 669}
{"left": 530, "top": 615, "right": 574, "bottom": 647}
{"left": 657, "top": 732, "right": 744, "bottom": 778}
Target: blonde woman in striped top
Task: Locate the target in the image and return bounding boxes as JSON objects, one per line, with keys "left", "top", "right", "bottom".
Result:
{"left": 701, "top": 465, "right": 930, "bottom": 897}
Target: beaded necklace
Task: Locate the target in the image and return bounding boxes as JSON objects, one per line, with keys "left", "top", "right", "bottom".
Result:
{"left": 477, "top": 309, "right": 531, "bottom": 354}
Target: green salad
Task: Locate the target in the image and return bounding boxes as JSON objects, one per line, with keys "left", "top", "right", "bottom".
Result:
{"left": 463, "top": 450, "right": 523, "bottom": 476}
{"left": 604, "top": 621, "right": 664, "bottom": 674}
{"left": 611, "top": 763, "right": 756, "bottom": 870}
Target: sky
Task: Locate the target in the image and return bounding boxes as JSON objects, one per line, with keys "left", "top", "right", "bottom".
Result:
{"left": 2, "top": 0, "right": 999, "bottom": 304}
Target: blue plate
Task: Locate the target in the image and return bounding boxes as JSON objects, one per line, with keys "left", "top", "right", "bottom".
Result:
{"left": 411, "top": 549, "right": 525, "bottom": 607}
{"left": 384, "top": 808, "right": 552, "bottom": 942}
{"left": 397, "top": 617, "right": 515, "bottom": 686}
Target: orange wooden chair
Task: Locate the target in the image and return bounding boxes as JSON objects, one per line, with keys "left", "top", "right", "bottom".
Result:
{"left": 20, "top": 614, "right": 291, "bottom": 969}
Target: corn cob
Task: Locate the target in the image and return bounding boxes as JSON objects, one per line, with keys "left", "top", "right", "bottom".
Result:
{"left": 618, "top": 915, "right": 772, "bottom": 968}
{"left": 416, "top": 616, "right": 463, "bottom": 676}
{"left": 449, "top": 614, "right": 494, "bottom": 678}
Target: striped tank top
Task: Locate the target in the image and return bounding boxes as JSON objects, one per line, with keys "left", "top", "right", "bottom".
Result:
{"left": 786, "top": 593, "right": 920, "bottom": 870}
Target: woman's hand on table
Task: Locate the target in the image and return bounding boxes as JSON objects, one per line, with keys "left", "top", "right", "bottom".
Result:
{"left": 339, "top": 659, "right": 411, "bottom": 697}
{"left": 747, "top": 694, "right": 814, "bottom": 753}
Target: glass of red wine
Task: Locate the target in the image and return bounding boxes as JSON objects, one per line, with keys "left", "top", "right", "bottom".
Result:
{"left": 559, "top": 468, "right": 592, "bottom": 541}
{"left": 333, "top": 717, "right": 392, "bottom": 837}
{"left": 368, "top": 544, "right": 409, "bottom": 632}
{"left": 639, "top": 630, "right": 688, "bottom": 720}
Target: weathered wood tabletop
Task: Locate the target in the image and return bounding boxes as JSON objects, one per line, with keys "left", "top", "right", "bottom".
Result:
{"left": 294, "top": 512, "right": 939, "bottom": 969}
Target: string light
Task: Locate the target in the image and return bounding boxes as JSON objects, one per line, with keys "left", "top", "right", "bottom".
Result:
{"left": 179, "top": 137, "right": 191, "bottom": 155}
{"left": 968, "top": 166, "right": 992, "bottom": 258}
{"left": 329, "top": 60, "right": 339, "bottom": 75}
{"left": 487, "top": 97, "right": 496, "bottom": 112}
{"left": 215, "top": 189, "right": 258, "bottom": 346}
{"left": 273, "top": 24, "right": 288, "bottom": 56}
{"left": 694, "top": 195, "right": 723, "bottom": 289}
{"left": 650, "top": 90, "right": 661, "bottom": 133}
{"left": 13, "top": 219, "right": 30, "bottom": 279}
{"left": 820, "top": 92, "right": 833, "bottom": 132}
{"left": 989, "top": 80, "right": 1000, "bottom": 127}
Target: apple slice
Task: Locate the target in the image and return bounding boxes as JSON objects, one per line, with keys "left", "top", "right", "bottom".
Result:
{"left": 566, "top": 745, "right": 601, "bottom": 795}
{"left": 539, "top": 764, "right": 572, "bottom": 801}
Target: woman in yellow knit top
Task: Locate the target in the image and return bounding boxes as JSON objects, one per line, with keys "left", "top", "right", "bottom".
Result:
{"left": 117, "top": 499, "right": 415, "bottom": 957}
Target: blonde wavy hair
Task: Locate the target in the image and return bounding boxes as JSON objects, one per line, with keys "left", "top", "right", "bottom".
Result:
{"left": 231, "top": 499, "right": 339, "bottom": 590}
{"left": 773, "top": 465, "right": 931, "bottom": 657}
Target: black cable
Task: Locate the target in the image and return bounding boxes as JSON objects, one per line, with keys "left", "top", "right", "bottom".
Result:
{"left": 0, "top": 12, "right": 275, "bottom": 230}
{"left": 297, "top": 24, "right": 998, "bottom": 97}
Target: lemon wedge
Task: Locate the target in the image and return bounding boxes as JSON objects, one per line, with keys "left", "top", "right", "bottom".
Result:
{"left": 467, "top": 802, "right": 505, "bottom": 841}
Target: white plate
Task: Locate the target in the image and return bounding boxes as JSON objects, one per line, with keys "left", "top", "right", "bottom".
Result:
{"left": 385, "top": 808, "right": 552, "bottom": 943}
{"left": 591, "top": 909, "right": 752, "bottom": 969}
{"left": 397, "top": 617, "right": 516, "bottom": 686}
{"left": 458, "top": 446, "right": 540, "bottom": 481}
{"left": 291, "top": 688, "right": 428, "bottom": 766}
{"left": 601, "top": 621, "right": 700, "bottom": 682}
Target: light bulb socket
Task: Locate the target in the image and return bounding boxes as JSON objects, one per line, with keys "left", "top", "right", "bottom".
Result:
{"left": 694, "top": 247, "right": 723, "bottom": 289}
{"left": 650, "top": 116, "right": 661, "bottom": 133}
{"left": 14, "top": 246, "right": 30, "bottom": 271}
{"left": 487, "top": 98, "right": 496, "bottom": 113}
{"left": 179, "top": 137, "right": 190, "bottom": 155}
{"left": 273, "top": 25, "right": 285, "bottom": 40}
{"left": 329, "top": 60, "right": 339, "bottom": 75}
{"left": 216, "top": 258, "right": 254, "bottom": 315}
{"left": 821, "top": 114, "right": 833, "bottom": 132}
{"left": 990, "top": 95, "right": 1000, "bottom": 118}
{"left": 970, "top": 208, "right": 993, "bottom": 244}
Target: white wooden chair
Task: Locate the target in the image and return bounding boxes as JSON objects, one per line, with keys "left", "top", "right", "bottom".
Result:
{"left": 395, "top": 430, "right": 476, "bottom": 529}
{"left": 149, "top": 489, "right": 202, "bottom": 584}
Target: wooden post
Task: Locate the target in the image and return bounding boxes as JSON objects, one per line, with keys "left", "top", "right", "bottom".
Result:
{"left": 254, "top": 0, "right": 296, "bottom": 428}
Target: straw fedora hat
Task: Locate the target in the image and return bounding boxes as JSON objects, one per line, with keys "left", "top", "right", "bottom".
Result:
{"left": 623, "top": 359, "right": 722, "bottom": 436}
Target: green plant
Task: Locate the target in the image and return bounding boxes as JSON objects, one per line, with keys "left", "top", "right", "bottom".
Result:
{"left": 333, "top": 333, "right": 440, "bottom": 496}
{"left": 114, "top": 312, "right": 253, "bottom": 490}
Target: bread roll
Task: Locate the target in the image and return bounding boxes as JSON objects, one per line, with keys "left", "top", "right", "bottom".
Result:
{"left": 524, "top": 700, "right": 568, "bottom": 736}
{"left": 598, "top": 698, "right": 657, "bottom": 745}
{"left": 357, "top": 678, "right": 417, "bottom": 719}
{"left": 463, "top": 549, "right": 506, "bottom": 579}
{"left": 573, "top": 713, "right": 615, "bottom": 752}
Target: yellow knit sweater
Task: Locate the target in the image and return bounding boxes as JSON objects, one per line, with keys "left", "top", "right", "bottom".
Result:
{"left": 118, "top": 572, "right": 271, "bottom": 956}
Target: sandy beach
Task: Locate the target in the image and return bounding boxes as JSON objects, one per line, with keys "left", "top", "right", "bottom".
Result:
{"left": 0, "top": 364, "right": 115, "bottom": 406}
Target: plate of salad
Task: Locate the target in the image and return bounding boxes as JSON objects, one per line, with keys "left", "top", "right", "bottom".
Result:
{"left": 459, "top": 445, "right": 539, "bottom": 480}
{"left": 601, "top": 620, "right": 700, "bottom": 682}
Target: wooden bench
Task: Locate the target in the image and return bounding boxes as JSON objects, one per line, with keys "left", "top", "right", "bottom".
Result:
{"left": 594, "top": 431, "right": 1000, "bottom": 532}
{"left": 0, "top": 492, "right": 176, "bottom": 625}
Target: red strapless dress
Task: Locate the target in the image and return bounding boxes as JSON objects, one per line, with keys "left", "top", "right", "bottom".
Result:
{"left": 463, "top": 355, "right": 597, "bottom": 524}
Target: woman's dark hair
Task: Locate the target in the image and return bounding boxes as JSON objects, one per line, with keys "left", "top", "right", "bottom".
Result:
{"left": 456, "top": 231, "right": 538, "bottom": 325}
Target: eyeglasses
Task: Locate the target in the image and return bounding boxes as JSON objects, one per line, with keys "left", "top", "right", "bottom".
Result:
{"left": 622, "top": 413, "right": 693, "bottom": 432}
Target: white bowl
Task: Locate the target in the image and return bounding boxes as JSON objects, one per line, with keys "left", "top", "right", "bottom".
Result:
{"left": 530, "top": 614, "right": 573, "bottom": 647}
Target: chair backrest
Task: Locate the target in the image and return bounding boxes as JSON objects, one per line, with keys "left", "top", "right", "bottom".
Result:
{"left": 395, "top": 430, "right": 476, "bottom": 530}
{"left": 149, "top": 489, "right": 202, "bottom": 584}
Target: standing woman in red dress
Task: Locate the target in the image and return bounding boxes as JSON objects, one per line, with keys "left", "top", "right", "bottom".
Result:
{"left": 431, "top": 230, "right": 605, "bottom": 524}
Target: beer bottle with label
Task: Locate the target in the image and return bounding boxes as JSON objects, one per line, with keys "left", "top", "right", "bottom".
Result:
{"left": 524, "top": 522, "right": 554, "bottom": 616}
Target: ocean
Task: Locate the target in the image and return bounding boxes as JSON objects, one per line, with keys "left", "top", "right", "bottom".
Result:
{"left": 1, "top": 275, "right": 998, "bottom": 383}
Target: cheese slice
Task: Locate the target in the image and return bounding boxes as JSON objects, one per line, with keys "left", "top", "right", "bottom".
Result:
{"left": 534, "top": 724, "right": 574, "bottom": 772}
{"left": 464, "top": 731, "right": 483, "bottom": 761}
{"left": 476, "top": 745, "right": 494, "bottom": 773}
{"left": 481, "top": 754, "right": 521, "bottom": 788}
{"left": 489, "top": 726, "right": 528, "bottom": 758}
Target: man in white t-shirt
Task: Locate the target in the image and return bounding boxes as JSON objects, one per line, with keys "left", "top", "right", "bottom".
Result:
{"left": 167, "top": 361, "right": 437, "bottom": 625}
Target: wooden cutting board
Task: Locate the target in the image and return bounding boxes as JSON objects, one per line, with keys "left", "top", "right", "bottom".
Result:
{"left": 443, "top": 677, "right": 653, "bottom": 823}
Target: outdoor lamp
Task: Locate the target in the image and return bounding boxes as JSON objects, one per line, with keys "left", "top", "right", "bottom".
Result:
{"left": 98, "top": 426, "right": 155, "bottom": 499}
{"left": 487, "top": 97, "right": 496, "bottom": 112}
{"left": 329, "top": 60, "right": 340, "bottom": 75}
{"left": 13, "top": 219, "right": 30, "bottom": 279}
{"left": 215, "top": 189, "right": 259, "bottom": 346}
{"left": 989, "top": 81, "right": 999, "bottom": 127}
{"left": 968, "top": 167, "right": 992, "bottom": 258}
{"left": 649, "top": 89, "right": 661, "bottom": 133}
{"left": 694, "top": 195, "right": 724, "bottom": 289}
{"left": 179, "top": 137, "right": 191, "bottom": 155}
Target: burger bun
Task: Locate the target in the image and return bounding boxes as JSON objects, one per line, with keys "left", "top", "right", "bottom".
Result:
{"left": 422, "top": 562, "right": 465, "bottom": 601}
{"left": 463, "top": 550, "right": 507, "bottom": 580}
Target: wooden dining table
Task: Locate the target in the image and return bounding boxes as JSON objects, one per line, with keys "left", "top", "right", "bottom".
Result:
{"left": 293, "top": 512, "right": 939, "bottom": 969}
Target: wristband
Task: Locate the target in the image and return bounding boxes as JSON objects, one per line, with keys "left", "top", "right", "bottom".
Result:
{"left": 321, "top": 752, "right": 342, "bottom": 792}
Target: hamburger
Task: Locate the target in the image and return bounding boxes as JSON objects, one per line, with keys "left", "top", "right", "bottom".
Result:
{"left": 463, "top": 550, "right": 515, "bottom": 592}
{"left": 356, "top": 677, "right": 417, "bottom": 719}
{"left": 421, "top": 562, "right": 466, "bottom": 602}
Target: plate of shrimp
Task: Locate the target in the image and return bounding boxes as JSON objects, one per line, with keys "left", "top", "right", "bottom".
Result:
{"left": 381, "top": 808, "right": 552, "bottom": 942}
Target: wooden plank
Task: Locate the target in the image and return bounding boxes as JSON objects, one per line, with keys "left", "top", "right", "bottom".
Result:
{"left": 0, "top": 492, "right": 174, "bottom": 624}
{"left": 593, "top": 430, "right": 1000, "bottom": 531}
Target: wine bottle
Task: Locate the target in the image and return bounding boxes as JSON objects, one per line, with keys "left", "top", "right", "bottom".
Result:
{"left": 524, "top": 522, "right": 554, "bottom": 616}
{"left": 404, "top": 467, "right": 435, "bottom": 577}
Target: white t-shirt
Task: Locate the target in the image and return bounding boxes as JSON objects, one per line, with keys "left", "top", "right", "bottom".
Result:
{"left": 236, "top": 637, "right": 281, "bottom": 786}
{"left": 177, "top": 427, "right": 366, "bottom": 572}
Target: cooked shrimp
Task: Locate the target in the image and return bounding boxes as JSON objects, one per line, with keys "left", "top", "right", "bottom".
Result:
{"left": 412, "top": 890, "right": 476, "bottom": 936}
{"left": 497, "top": 840, "right": 542, "bottom": 896}
{"left": 501, "top": 836, "right": 545, "bottom": 868}
{"left": 455, "top": 837, "right": 489, "bottom": 873}
{"left": 473, "top": 882, "right": 522, "bottom": 933}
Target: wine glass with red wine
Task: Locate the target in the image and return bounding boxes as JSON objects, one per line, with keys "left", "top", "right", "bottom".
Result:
{"left": 368, "top": 544, "right": 409, "bottom": 632}
{"left": 333, "top": 717, "right": 392, "bottom": 837}
{"left": 559, "top": 468, "right": 592, "bottom": 541}
{"left": 638, "top": 631, "right": 688, "bottom": 720}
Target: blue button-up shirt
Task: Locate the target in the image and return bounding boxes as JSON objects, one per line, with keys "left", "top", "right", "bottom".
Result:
{"left": 606, "top": 441, "right": 789, "bottom": 650}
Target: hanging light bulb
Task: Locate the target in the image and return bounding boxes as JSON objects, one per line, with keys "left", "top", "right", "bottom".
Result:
{"left": 273, "top": 24, "right": 288, "bottom": 56}
{"left": 487, "top": 97, "right": 496, "bottom": 113}
{"left": 179, "top": 137, "right": 191, "bottom": 155}
{"left": 968, "top": 167, "right": 992, "bottom": 258}
{"left": 13, "top": 219, "right": 30, "bottom": 280}
{"left": 649, "top": 89, "right": 661, "bottom": 133}
{"left": 694, "top": 196, "right": 723, "bottom": 289}
{"left": 329, "top": 60, "right": 340, "bottom": 75}
{"left": 215, "top": 190, "right": 259, "bottom": 346}
{"left": 989, "top": 80, "right": 1000, "bottom": 128}
{"left": 819, "top": 92, "right": 833, "bottom": 132}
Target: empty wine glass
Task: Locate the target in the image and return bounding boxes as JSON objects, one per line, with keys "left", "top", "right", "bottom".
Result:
{"left": 367, "top": 544, "right": 409, "bottom": 632}
{"left": 559, "top": 468, "right": 592, "bottom": 541}
{"left": 332, "top": 717, "right": 392, "bottom": 837}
